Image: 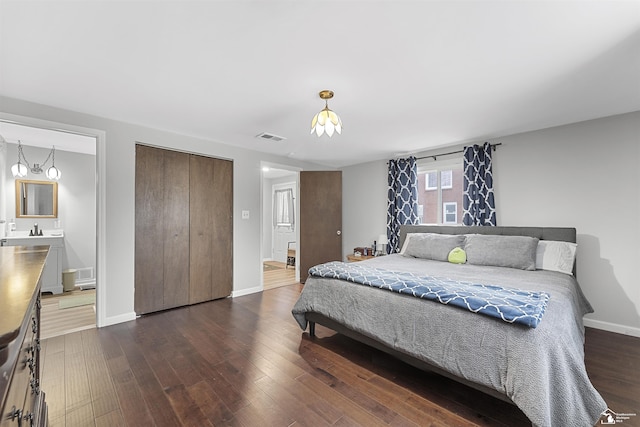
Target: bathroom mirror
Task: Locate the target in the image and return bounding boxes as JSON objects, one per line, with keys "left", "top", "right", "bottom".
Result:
{"left": 15, "top": 179, "right": 58, "bottom": 218}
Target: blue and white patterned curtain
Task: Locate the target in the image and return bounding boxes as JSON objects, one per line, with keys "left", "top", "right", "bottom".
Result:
{"left": 387, "top": 157, "right": 419, "bottom": 253}
{"left": 462, "top": 142, "right": 497, "bottom": 226}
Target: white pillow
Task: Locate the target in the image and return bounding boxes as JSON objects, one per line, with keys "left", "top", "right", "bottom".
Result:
{"left": 535, "top": 240, "right": 577, "bottom": 275}
{"left": 399, "top": 233, "right": 416, "bottom": 255}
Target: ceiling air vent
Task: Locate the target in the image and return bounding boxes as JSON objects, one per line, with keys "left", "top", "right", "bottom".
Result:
{"left": 256, "top": 132, "right": 286, "bottom": 142}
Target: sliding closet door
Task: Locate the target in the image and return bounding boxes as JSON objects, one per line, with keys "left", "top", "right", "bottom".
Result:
{"left": 135, "top": 145, "right": 190, "bottom": 314}
{"left": 209, "top": 157, "right": 233, "bottom": 300}
{"left": 189, "top": 155, "right": 215, "bottom": 304}
{"left": 189, "top": 155, "right": 233, "bottom": 304}
{"left": 136, "top": 146, "right": 233, "bottom": 314}
{"left": 135, "top": 145, "right": 165, "bottom": 314}
{"left": 162, "top": 150, "right": 190, "bottom": 308}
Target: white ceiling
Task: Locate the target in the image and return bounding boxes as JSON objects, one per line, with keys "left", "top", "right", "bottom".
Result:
{"left": 1, "top": 1, "right": 639, "bottom": 168}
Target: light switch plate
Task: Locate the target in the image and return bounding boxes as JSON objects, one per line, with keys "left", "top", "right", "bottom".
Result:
{"left": 242, "top": 210, "right": 250, "bottom": 219}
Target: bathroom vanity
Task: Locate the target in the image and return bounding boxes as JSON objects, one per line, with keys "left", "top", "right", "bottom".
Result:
{"left": 2, "top": 231, "right": 64, "bottom": 294}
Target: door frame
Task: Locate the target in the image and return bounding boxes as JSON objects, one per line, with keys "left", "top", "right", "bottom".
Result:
{"left": 271, "top": 180, "right": 296, "bottom": 263}
{"left": 0, "top": 112, "right": 105, "bottom": 326}
{"left": 260, "top": 162, "right": 300, "bottom": 287}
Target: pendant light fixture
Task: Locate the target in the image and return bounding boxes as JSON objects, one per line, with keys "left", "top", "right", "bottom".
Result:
{"left": 310, "top": 90, "right": 342, "bottom": 137}
{"left": 10, "top": 140, "right": 28, "bottom": 178}
{"left": 11, "top": 140, "right": 62, "bottom": 180}
{"left": 45, "top": 146, "right": 62, "bottom": 180}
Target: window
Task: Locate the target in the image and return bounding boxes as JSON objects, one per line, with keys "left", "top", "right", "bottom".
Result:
{"left": 441, "top": 170, "right": 452, "bottom": 189}
{"left": 273, "top": 189, "right": 294, "bottom": 229}
{"left": 425, "top": 171, "right": 437, "bottom": 190}
{"left": 443, "top": 202, "right": 457, "bottom": 224}
{"left": 416, "top": 157, "right": 462, "bottom": 225}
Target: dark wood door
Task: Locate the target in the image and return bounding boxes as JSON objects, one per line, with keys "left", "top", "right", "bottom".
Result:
{"left": 162, "top": 150, "right": 191, "bottom": 308}
{"left": 135, "top": 145, "right": 164, "bottom": 314}
{"left": 135, "top": 145, "right": 190, "bottom": 314}
{"left": 208, "top": 157, "right": 233, "bottom": 300}
{"left": 135, "top": 146, "right": 232, "bottom": 314}
{"left": 299, "top": 171, "right": 342, "bottom": 283}
{"left": 189, "top": 154, "right": 215, "bottom": 304}
{"left": 189, "top": 155, "right": 233, "bottom": 304}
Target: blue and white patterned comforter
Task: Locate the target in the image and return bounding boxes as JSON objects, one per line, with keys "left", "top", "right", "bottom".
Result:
{"left": 309, "top": 261, "right": 549, "bottom": 328}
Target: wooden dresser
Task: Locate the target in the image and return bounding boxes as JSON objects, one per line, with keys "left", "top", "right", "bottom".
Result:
{"left": 0, "top": 246, "right": 48, "bottom": 427}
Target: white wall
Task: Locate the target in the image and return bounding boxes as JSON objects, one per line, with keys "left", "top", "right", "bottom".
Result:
{"left": 493, "top": 112, "right": 640, "bottom": 336}
{"left": 341, "top": 111, "right": 640, "bottom": 337}
{"left": 3, "top": 144, "right": 96, "bottom": 274}
{"left": 0, "top": 141, "right": 6, "bottom": 233}
{"left": 1, "top": 95, "right": 328, "bottom": 326}
{"left": 262, "top": 176, "right": 274, "bottom": 258}
{"left": 342, "top": 160, "right": 388, "bottom": 259}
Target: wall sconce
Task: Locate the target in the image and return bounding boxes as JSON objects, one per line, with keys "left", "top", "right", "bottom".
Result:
{"left": 11, "top": 140, "right": 62, "bottom": 180}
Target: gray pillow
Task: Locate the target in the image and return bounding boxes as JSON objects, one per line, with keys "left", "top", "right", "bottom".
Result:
{"left": 402, "top": 233, "right": 466, "bottom": 262}
{"left": 465, "top": 234, "right": 539, "bottom": 270}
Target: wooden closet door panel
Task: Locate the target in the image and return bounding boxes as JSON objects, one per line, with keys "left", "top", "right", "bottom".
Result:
{"left": 135, "top": 145, "right": 166, "bottom": 314}
{"left": 189, "top": 154, "right": 215, "bottom": 304}
{"left": 210, "top": 158, "right": 233, "bottom": 300}
{"left": 162, "top": 150, "right": 190, "bottom": 310}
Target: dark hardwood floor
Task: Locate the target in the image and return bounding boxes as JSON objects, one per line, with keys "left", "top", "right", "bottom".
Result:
{"left": 40, "top": 284, "right": 640, "bottom": 427}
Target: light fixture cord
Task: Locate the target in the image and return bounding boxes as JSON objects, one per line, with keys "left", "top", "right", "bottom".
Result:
{"left": 17, "top": 140, "right": 55, "bottom": 169}
{"left": 17, "top": 141, "right": 27, "bottom": 168}
{"left": 40, "top": 146, "right": 54, "bottom": 166}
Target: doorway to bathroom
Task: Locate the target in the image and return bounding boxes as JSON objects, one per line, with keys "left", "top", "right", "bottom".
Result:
{"left": 0, "top": 117, "right": 98, "bottom": 339}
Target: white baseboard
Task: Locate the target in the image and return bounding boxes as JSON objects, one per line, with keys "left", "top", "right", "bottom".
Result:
{"left": 97, "top": 288, "right": 264, "bottom": 327}
{"left": 232, "top": 285, "right": 263, "bottom": 298}
{"left": 78, "top": 281, "right": 96, "bottom": 290}
{"left": 99, "top": 311, "right": 137, "bottom": 328}
{"left": 584, "top": 318, "right": 640, "bottom": 338}
{"left": 43, "top": 284, "right": 64, "bottom": 295}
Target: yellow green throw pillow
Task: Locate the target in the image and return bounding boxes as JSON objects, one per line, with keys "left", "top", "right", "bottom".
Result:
{"left": 448, "top": 247, "right": 467, "bottom": 264}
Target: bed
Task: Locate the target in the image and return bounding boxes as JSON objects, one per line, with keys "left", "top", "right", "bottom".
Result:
{"left": 291, "top": 225, "right": 607, "bottom": 427}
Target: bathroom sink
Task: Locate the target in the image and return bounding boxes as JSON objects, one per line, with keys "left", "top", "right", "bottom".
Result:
{"left": 5, "top": 230, "right": 64, "bottom": 239}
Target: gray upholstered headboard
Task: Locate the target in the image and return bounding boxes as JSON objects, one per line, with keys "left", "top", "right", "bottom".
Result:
{"left": 399, "top": 225, "right": 576, "bottom": 249}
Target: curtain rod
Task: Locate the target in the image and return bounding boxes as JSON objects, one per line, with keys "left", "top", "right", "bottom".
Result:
{"left": 415, "top": 142, "right": 502, "bottom": 161}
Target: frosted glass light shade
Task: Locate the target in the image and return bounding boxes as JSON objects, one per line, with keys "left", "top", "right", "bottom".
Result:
{"left": 11, "top": 163, "right": 28, "bottom": 178}
{"left": 311, "top": 107, "right": 342, "bottom": 137}
{"left": 46, "top": 166, "right": 62, "bottom": 180}
{"left": 378, "top": 234, "right": 389, "bottom": 245}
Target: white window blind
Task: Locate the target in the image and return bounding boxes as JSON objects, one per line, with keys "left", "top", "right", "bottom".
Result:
{"left": 273, "top": 189, "right": 295, "bottom": 229}
{"left": 425, "top": 171, "right": 437, "bottom": 190}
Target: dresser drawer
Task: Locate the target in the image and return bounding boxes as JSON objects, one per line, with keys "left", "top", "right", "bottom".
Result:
{"left": 0, "top": 349, "right": 29, "bottom": 426}
{"left": 1, "top": 247, "right": 48, "bottom": 427}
